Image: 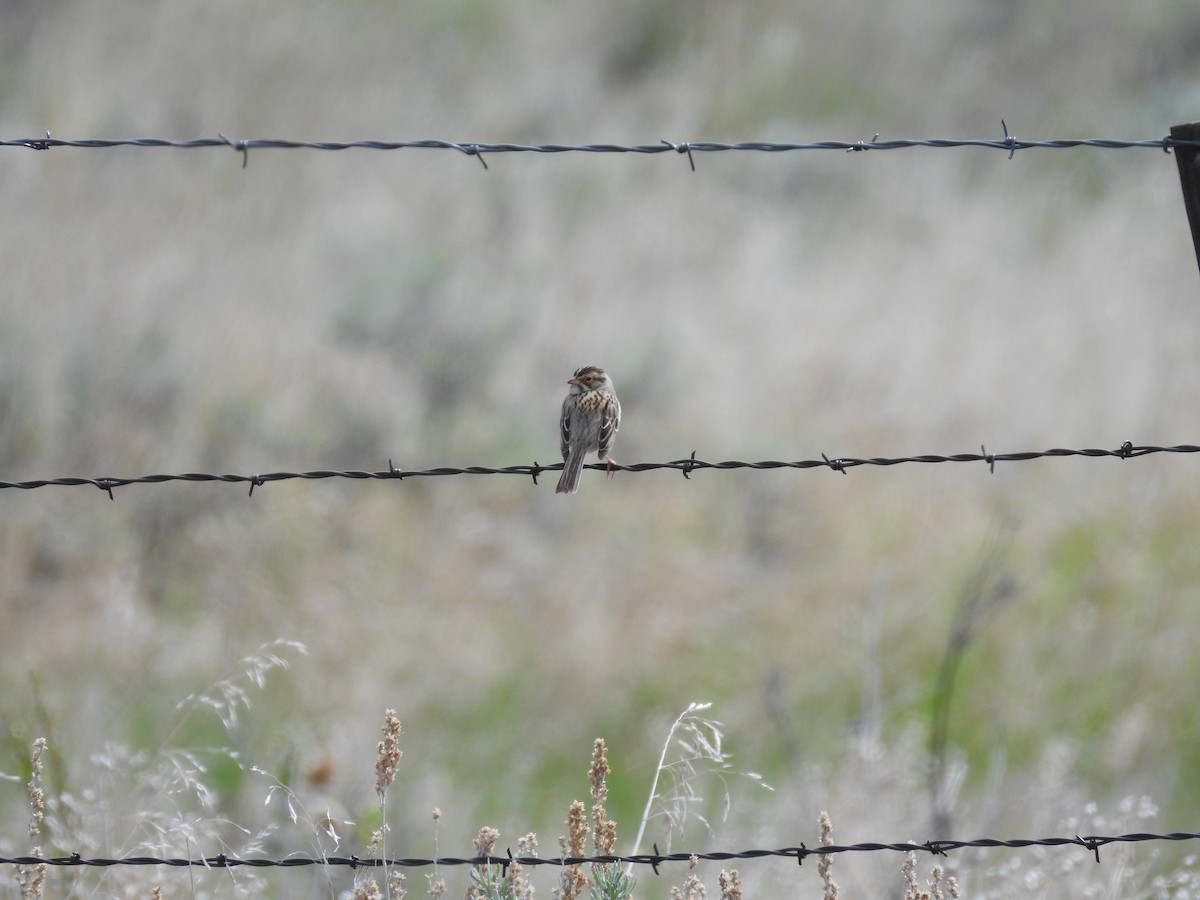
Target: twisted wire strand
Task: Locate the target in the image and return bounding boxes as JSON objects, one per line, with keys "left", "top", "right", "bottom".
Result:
{"left": 2, "top": 130, "right": 1195, "bottom": 168}
{"left": 2, "top": 831, "right": 1198, "bottom": 870}
{"left": 0, "top": 443, "right": 1195, "bottom": 497}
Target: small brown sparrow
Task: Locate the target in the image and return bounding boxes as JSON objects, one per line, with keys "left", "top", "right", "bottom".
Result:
{"left": 557, "top": 365, "right": 621, "bottom": 494}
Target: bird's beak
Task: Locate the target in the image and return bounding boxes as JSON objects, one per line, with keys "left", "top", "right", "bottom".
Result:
{"left": 567, "top": 377, "right": 581, "bottom": 386}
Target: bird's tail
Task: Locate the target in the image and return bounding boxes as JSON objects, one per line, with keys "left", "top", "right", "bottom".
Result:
{"left": 556, "top": 450, "right": 587, "bottom": 494}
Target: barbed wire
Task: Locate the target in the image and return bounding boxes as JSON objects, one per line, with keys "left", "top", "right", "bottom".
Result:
{"left": 3, "top": 123, "right": 1195, "bottom": 169}
{"left": 2, "top": 830, "right": 1198, "bottom": 872}
{"left": 0, "top": 442, "right": 1195, "bottom": 498}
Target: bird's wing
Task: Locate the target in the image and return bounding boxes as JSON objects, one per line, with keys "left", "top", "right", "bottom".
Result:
{"left": 559, "top": 397, "right": 572, "bottom": 460}
{"left": 597, "top": 397, "right": 620, "bottom": 457}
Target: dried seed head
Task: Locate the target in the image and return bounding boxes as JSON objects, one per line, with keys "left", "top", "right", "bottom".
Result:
{"left": 374, "top": 711, "right": 403, "bottom": 800}
{"left": 473, "top": 826, "right": 500, "bottom": 858}
{"left": 589, "top": 738, "right": 610, "bottom": 807}
{"left": 718, "top": 869, "right": 742, "bottom": 900}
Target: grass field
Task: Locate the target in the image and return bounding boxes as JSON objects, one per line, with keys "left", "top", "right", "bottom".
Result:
{"left": 3, "top": 2, "right": 1200, "bottom": 897}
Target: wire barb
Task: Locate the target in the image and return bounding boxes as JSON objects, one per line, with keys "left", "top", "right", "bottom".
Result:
{"left": 1077, "top": 835, "right": 1102, "bottom": 863}
{"left": 24, "top": 130, "right": 53, "bottom": 151}
{"left": 456, "top": 142, "right": 489, "bottom": 170}
{"left": 681, "top": 450, "right": 697, "bottom": 479}
{"left": 217, "top": 133, "right": 249, "bottom": 168}
{"left": 822, "top": 452, "right": 847, "bottom": 475}
{"left": 1001, "top": 119, "right": 1019, "bottom": 159}
{"left": 847, "top": 133, "right": 880, "bottom": 152}
{"left": 662, "top": 139, "right": 696, "bottom": 171}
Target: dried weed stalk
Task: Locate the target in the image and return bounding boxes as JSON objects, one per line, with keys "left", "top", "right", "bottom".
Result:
{"left": 16, "top": 737, "right": 48, "bottom": 900}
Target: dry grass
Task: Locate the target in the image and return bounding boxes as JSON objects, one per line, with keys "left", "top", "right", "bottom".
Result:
{"left": 7, "top": 704, "right": 1200, "bottom": 897}
{"left": 3, "top": 1, "right": 1200, "bottom": 896}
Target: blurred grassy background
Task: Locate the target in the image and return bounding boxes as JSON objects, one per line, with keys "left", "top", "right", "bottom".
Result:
{"left": 3, "top": 0, "right": 1200, "bottom": 896}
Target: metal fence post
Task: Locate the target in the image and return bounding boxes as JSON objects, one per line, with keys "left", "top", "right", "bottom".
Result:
{"left": 1171, "top": 122, "right": 1200, "bottom": 276}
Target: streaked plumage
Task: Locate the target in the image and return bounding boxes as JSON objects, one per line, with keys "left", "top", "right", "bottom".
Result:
{"left": 557, "top": 365, "right": 621, "bottom": 494}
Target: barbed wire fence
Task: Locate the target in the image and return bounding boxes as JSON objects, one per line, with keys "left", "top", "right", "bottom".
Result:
{"left": 0, "top": 443, "right": 1196, "bottom": 498}
{"left": 2, "top": 125, "right": 1198, "bottom": 166}
{"left": 6, "top": 121, "right": 1200, "bottom": 894}
{"left": 2, "top": 126, "right": 1197, "bottom": 499}
{"left": 7, "top": 119, "right": 1200, "bottom": 268}
{"left": 2, "top": 830, "right": 1198, "bottom": 874}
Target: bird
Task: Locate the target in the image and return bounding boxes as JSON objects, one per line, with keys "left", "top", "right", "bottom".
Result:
{"left": 557, "top": 365, "right": 621, "bottom": 494}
